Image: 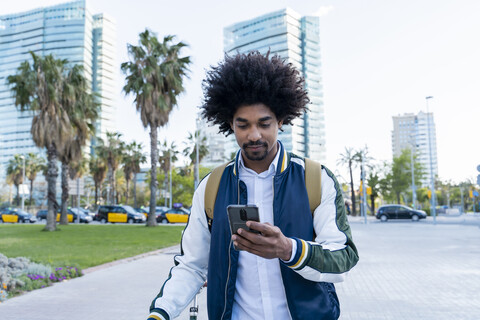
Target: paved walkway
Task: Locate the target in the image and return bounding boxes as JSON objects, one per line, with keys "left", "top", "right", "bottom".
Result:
{"left": 1, "top": 216, "right": 479, "bottom": 319}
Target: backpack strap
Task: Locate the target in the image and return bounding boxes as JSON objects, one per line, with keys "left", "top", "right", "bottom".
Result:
{"left": 204, "top": 161, "right": 230, "bottom": 221}
{"left": 204, "top": 158, "right": 321, "bottom": 227}
{"left": 305, "top": 158, "right": 322, "bottom": 215}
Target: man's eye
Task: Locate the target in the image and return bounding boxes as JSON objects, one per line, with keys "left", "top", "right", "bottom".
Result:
{"left": 260, "top": 123, "right": 271, "bottom": 128}
{"left": 237, "top": 125, "right": 247, "bottom": 129}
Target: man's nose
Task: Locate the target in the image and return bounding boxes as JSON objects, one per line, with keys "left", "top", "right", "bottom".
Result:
{"left": 247, "top": 126, "right": 261, "bottom": 141}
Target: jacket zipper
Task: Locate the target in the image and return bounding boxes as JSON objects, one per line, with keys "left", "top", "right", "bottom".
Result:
{"left": 273, "top": 174, "right": 293, "bottom": 320}
{"left": 220, "top": 176, "right": 240, "bottom": 319}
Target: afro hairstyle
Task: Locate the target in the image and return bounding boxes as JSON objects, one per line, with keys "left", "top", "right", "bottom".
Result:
{"left": 200, "top": 51, "right": 310, "bottom": 136}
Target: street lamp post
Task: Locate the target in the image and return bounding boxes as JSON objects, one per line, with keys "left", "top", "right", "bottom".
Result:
{"left": 425, "top": 96, "right": 436, "bottom": 224}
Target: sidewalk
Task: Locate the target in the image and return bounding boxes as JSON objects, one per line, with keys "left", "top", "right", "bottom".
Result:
{"left": 1, "top": 221, "right": 479, "bottom": 319}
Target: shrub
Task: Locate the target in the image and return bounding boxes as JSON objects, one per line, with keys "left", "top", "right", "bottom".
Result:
{"left": 0, "top": 253, "right": 82, "bottom": 301}
{"left": 0, "top": 282, "right": 8, "bottom": 302}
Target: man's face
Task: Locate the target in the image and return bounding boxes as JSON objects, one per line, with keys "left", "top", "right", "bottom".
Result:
{"left": 230, "top": 103, "right": 283, "bottom": 162}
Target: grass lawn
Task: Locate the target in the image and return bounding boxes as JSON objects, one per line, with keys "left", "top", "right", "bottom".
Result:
{"left": 0, "top": 224, "right": 184, "bottom": 269}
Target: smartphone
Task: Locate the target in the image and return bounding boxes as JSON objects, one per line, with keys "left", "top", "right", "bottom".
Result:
{"left": 226, "top": 204, "right": 261, "bottom": 239}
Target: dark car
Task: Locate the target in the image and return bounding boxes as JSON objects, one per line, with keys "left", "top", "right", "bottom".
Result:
{"left": 95, "top": 205, "right": 146, "bottom": 224}
{"left": 36, "top": 208, "right": 92, "bottom": 223}
{"left": 36, "top": 209, "right": 48, "bottom": 221}
{"left": 0, "top": 208, "right": 37, "bottom": 223}
{"left": 376, "top": 205, "right": 427, "bottom": 222}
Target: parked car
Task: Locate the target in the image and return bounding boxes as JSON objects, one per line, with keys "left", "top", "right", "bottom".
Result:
{"left": 36, "top": 208, "right": 92, "bottom": 223}
{"left": 376, "top": 205, "right": 427, "bottom": 222}
{"left": 158, "top": 207, "right": 190, "bottom": 224}
{"left": 74, "top": 207, "right": 96, "bottom": 218}
{"left": 36, "top": 209, "right": 47, "bottom": 221}
{"left": 0, "top": 208, "right": 37, "bottom": 223}
{"left": 69, "top": 208, "right": 93, "bottom": 223}
{"left": 95, "top": 205, "right": 146, "bottom": 224}
{"left": 134, "top": 207, "right": 148, "bottom": 218}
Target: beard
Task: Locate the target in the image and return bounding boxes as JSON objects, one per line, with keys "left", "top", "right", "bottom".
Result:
{"left": 242, "top": 141, "right": 269, "bottom": 161}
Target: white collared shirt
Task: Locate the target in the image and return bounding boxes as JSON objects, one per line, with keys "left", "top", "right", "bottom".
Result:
{"left": 231, "top": 147, "right": 292, "bottom": 320}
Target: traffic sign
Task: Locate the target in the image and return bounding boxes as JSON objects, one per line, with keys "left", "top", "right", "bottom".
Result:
{"left": 477, "top": 165, "right": 480, "bottom": 172}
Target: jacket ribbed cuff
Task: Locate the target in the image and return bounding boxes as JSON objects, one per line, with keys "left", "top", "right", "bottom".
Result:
{"left": 147, "top": 308, "right": 169, "bottom": 320}
{"left": 282, "top": 237, "right": 311, "bottom": 270}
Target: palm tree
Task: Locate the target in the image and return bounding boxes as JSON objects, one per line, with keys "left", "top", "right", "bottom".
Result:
{"left": 95, "top": 132, "right": 125, "bottom": 205}
{"left": 122, "top": 29, "right": 191, "bottom": 226}
{"left": 7, "top": 53, "right": 72, "bottom": 231}
{"left": 57, "top": 64, "right": 98, "bottom": 225}
{"left": 183, "top": 130, "right": 209, "bottom": 188}
{"left": 353, "top": 147, "right": 373, "bottom": 215}
{"left": 69, "top": 155, "right": 89, "bottom": 209}
{"left": 158, "top": 141, "right": 179, "bottom": 207}
{"left": 337, "top": 147, "right": 357, "bottom": 216}
{"left": 25, "top": 153, "right": 46, "bottom": 205}
{"left": 122, "top": 141, "right": 146, "bottom": 206}
{"left": 6, "top": 154, "right": 24, "bottom": 206}
{"left": 89, "top": 155, "right": 107, "bottom": 209}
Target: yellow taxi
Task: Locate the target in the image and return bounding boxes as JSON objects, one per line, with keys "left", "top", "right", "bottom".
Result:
{"left": 0, "top": 208, "right": 37, "bottom": 223}
{"left": 158, "top": 206, "right": 190, "bottom": 224}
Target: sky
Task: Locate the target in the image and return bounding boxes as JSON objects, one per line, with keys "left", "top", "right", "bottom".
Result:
{"left": 3, "top": 0, "right": 480, "bottom": 184}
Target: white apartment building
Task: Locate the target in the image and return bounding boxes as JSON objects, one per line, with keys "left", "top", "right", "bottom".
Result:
{"left": 392, "top": 111, "right": 438, "bottom": 186}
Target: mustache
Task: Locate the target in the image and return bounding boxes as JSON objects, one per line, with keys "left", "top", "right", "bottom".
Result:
{"left": 243, "top": 141, "right": 268, "bottom": 149}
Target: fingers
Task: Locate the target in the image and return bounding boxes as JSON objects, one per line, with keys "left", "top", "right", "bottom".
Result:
{"left": 246, "top": 221, "right": 278, "bottom": 235}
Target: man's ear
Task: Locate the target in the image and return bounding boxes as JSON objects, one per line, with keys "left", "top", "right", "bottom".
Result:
{"left": 230, "top": 122, "right": 234, "bottom": 131}
{"left": 278, "top": 120, "right": 284, "bottom": 132}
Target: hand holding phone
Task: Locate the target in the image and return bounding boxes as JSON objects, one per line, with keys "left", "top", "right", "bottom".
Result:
{"left": 227, "top": 205, "right": 260, "bottom": 250}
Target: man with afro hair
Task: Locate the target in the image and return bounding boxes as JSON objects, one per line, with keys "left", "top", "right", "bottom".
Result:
{"left": 148, "top": 52, "right": 358, "bottom": 320}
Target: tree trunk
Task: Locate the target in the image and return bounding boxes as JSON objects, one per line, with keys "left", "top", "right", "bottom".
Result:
{"left": 45, "top": 144, "right": 58, "bottom": 231}
{"left": 29, "top": 179, "right": 34, "bottom": 204}
{"left": 370, "top": 194, "right": 376, "bottom": 215}
{"left": 147, "top": 125, "right": 158, "bottom": 226}
{"left": 60, "top": 163, "right": 69, "bottom": 225}
{"left": 133, "top": 172, "right": 138, "bottom": 208}
{"left": 349, "top": 162, "right": 357, "bottom": 216}
{"left": 94, "top": 181, "right": 98, "bottom": 209}
{"left": 125, "top": 178, "right": 130, "bottom": 206}
{"left": 107, "top": 163, "right": 114, "bottom": 205}
{"left": 396, "top": 192, "right": 401, "bottom": 204}
{"left": 16, "top": 184, "right": 20, "bottom": 206}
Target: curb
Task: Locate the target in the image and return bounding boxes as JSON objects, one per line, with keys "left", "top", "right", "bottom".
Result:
{"left": 82, "top": 244, "right": 181, "bottom": 274}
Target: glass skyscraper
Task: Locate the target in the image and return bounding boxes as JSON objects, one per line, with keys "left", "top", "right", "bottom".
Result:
{"left": 0, "top": 0, "right": 116, "bottom": 176}
{"left": 223, "top": 8, "right": 326, "bottom": 162}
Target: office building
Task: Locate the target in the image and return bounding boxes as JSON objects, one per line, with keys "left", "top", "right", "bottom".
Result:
{"left": 392, "top": 111, "right": 438, "bottom": 185}
{"left": 221, "top": 8, "right": 326, "bottom": 162}
{"left": 197, "top": 116, "right": 237, "bottom": 168}
{"left": 0, "top": 0, "right": 116, "bottom": 175}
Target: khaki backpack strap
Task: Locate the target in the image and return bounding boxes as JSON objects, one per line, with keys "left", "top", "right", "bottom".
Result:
{"left": 305, "top": 158, "right": 322, "bottom": 215}
{"left": 204, "top": 161, "right": 230, "bottom": 220}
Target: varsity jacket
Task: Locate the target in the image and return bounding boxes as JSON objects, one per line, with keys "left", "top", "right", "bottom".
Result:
{"left": 148, "top": 141, "right": 359, "bottom": 320}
